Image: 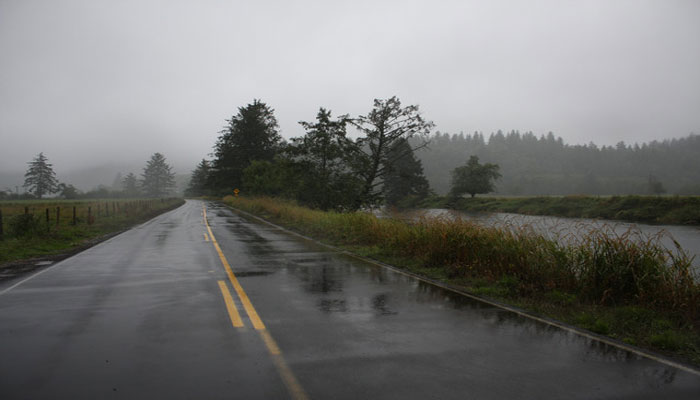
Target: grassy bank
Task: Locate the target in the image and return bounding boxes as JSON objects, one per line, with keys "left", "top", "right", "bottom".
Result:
{"left": 222, "top": 195, "right": 700, "bottom": 366}
{"left": 417, "top": 195, "right": 700, "bottom": 225}
{"left": 0, "top": 198, "right": 184, "bottom": 265}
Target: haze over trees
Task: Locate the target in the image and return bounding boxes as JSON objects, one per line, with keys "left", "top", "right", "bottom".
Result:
{"left": 140, "top": 153, "right": 176, "bottom": 197}
{"left": 412, "top": 131, "right": 700, "bottom": 195}
{"left": 121, "top": 173, "right": 140, "bottom": 197}
{"left": 23, "top": 153, "right": 59, "bottom": 199}
{"left": 185, "top": 159, "right": 212, "bottom": 197}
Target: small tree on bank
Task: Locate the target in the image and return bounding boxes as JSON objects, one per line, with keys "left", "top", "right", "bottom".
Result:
{"left": 450, "top": 156, "right": 501, "bottom": 198}
{"left": 23, "top": 152, "right": 59, "bottom": 199}
{"left": 140, "top": 153, "right": 175, "bottom": 197}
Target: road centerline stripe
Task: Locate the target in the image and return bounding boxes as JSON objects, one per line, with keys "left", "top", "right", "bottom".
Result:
{"left": 203, "top": 204, "right": 309, "bottom": 400}
{"left": 218, "top": 280, "right": 244, "bottom": 328}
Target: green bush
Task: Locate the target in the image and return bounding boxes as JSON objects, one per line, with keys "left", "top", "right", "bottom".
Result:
{"left": 9, "top": 214, "right": 41, "bottom": 238}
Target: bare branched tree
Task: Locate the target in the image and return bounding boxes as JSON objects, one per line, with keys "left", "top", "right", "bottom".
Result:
{"left": 352, "top": 97, "right": 433, "bottom": 206}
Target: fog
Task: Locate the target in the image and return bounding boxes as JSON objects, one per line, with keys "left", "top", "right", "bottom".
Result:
{"left": 1, "top": 0, "right": 699, "bottom": 190}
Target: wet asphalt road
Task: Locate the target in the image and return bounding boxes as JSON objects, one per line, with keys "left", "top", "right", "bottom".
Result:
{"left": 1, "top": 199, "right": 699, "bottom": 399}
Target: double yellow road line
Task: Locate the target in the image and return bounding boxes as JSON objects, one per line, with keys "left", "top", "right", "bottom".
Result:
{"left": 203, "top": 205, "right": 308, "bottom": 400}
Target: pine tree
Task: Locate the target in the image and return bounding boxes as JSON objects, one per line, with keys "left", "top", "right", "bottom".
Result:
{"left": 185, "top": 159, "right": 211, "bottom": 197}
{"left": 383, "top": 139, "right": 430, "bottom": 206}
{"left": 23, "top": 152, "right": 59, "bottom": 198}
{"left": 140, "top": 153, "right": 175, "bottom": 197}
{"left": 211, "top": 100, "right": 281, "bottom": 191}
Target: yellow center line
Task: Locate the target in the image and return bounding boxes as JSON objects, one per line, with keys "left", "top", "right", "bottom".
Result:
{"left": 203, "top": 204, "right": 309, "bottom": 400}
{"left": 204, "top": 232, "right": 210, "bottom": 241}
{"left": 218, "top": 280, "right": 244, "bottom": 328}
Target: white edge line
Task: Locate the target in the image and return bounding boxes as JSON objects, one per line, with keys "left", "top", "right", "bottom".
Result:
{"left": 219, "top": 201, "right": 700, "bottom": 377}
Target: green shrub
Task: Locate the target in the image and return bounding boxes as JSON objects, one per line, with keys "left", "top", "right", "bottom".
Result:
{"left": 9, "top": 214, "right": 41, "bottom": 238}
{"left": 650, "top": 331, "right": 683, "bottom": 351}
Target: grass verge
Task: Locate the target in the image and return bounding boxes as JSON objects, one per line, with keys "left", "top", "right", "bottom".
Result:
{"left": 222, "top": 195, "right": 700, "bottom": 367}
{"left": 0, "top": 198, "right": 184, "bottom": 266}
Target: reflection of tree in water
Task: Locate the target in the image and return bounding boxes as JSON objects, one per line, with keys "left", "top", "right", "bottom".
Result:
{"left": 318, "top": 298, "right": 347, "bottom": 313}
{"left": 372, "top": 293, "right": 398, "bottom": 316}
{"left": 296, "top": 265, "right": 344, "bottom": 294}
{"left": 367, "top": 264, "right": 390, "bottom": 284}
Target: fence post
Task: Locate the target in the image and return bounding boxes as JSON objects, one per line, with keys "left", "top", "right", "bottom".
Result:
{"left": 88, "top": 206, "right": 92, "bottom": 225}
{"left": 72, "top": 206, "right": 77, "bottom": 225}
{"left": 46, "top": 208, "right": 50, "bottom": 233}
{"left": 56, "top": 207, "right": 60, "bottom": 227}
{"left": 25, "top": 206, "right": 29, "bottom": 215}
{"left": 0, "top": 209, "right": 3, "bottom": 239}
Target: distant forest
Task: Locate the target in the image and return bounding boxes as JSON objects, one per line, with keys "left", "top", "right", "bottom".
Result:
{"left": 412, "top": 132, "right": 700, "bottom": 196}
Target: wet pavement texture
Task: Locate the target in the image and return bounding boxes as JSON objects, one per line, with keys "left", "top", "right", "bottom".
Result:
{"left": 1, "top": 199, "right": 699, "bottom": 399}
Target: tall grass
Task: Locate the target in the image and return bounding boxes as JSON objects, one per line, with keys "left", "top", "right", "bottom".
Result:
{"left": 224, "top": 196, "right": 699, "bottom": 323}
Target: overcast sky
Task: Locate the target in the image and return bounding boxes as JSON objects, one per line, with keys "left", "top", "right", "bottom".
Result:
{"left": 1, "top": 0, "right": 699, "bottom": 177}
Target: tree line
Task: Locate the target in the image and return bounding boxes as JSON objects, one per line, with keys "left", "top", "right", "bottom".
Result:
{"left": 2, "top": 152, "right": 177, "bottom": 200}
{"left": 412, "top": 131, "right": 700, "bottom": 196}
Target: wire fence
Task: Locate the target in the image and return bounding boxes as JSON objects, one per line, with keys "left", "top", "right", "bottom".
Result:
{"left": 0, "top": 198, "right": 181, "bottom": 240}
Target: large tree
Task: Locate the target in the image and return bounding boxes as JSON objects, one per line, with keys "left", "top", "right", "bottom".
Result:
{"left": 383, "top": 138, "right": 431, "bottom": 206}
{"left": 450, "top": 156, "right": 501, "bottom": 198}
{"left": 353, "top": 97, "right": 433, "bottom": 207}
{"left": 185, "top": 159, "right": 212, "bottom": 197}
{"left": 23, "top": 152, "right": 59, "bottom": 198}
{"left": 140, "top": 153, "right": 175, "bottom": 197}
{"left": 212, "top": 99, "right": 282, "bottom": 191}
{"left": 292, "top": 108, "right": 361, "bottom": 210}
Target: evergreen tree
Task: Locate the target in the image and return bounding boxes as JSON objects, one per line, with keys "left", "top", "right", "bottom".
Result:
{"left": 185, "top": 159, "right": 212, "bottom": 197}
{"left": 23, "top": 152, "right": 58, "bottom": 198}
{"left": 383, "top": 139, "right": 430, "bottom": 206}
{"left": 211, "top": 100, "right": 281, "bottom": 191}
{"left": 140, "top": 153, "right": 175, "bottom": 197}
{"left": 122, "top": 173, "right": 140, "bottom": 197}
{"left": 292, "top": 108, "right": 361, "bottom": 210}
{"left": 450, "top": 156, "right": 501, "bottom": 198}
